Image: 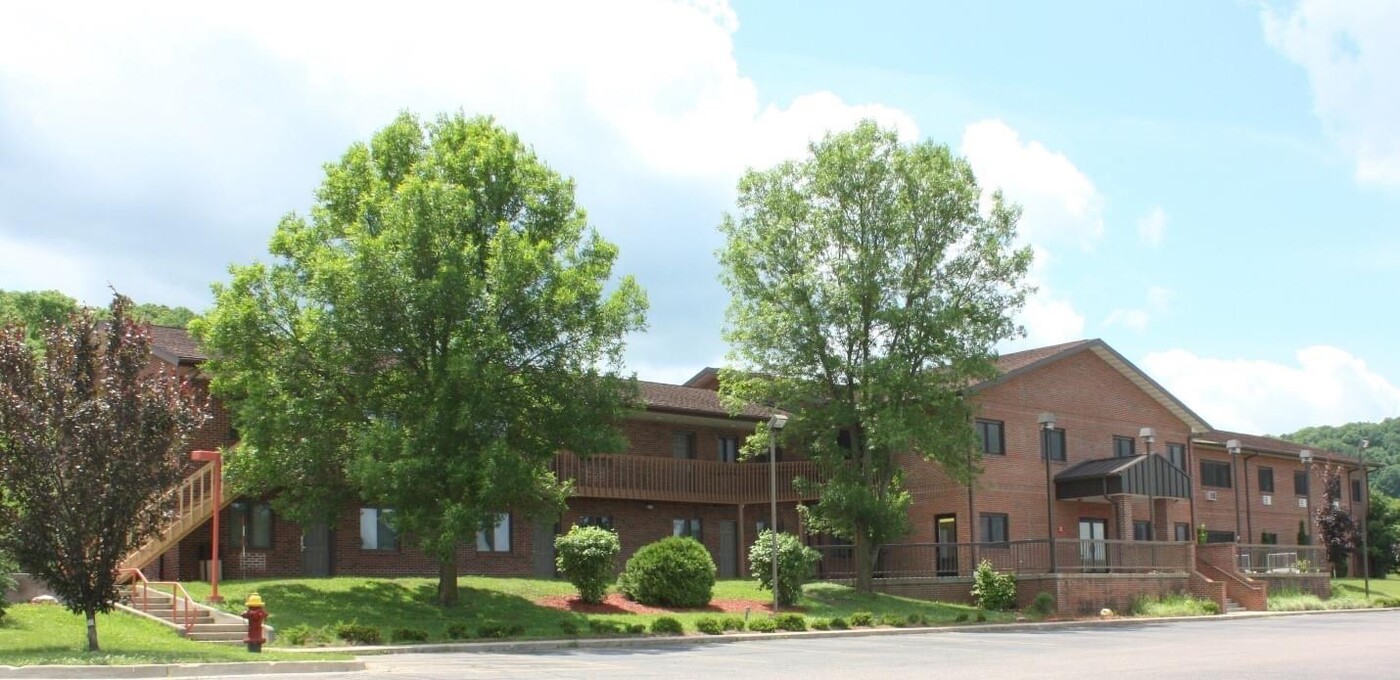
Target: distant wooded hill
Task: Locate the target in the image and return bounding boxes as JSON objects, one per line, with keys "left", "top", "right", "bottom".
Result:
{"left": 1284, "top": 418, "right": 1400, "bottom": 497}
{"left": 0, "top": 288, "right": 198, "bottom": 332}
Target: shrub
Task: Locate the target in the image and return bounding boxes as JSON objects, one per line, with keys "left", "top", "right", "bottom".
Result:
{"left": 1026, "top": 592, "right": 1056, "bottom": 617}
{"left": 626, "top": 623, "right": 647, "bottom": 634}
{"left": 747, "top": 530, "right": 822, "bottom": 606}
{"left": 1201, "top": 600, "right": 1221, "bottom": 615}
{"left": 880, "top": 613, "right": 906, "bottom": 628}
{"left": 649, "top": 616, "right": 684, "bottom": 635}
{"left": 906, "top": 613, "right": 925, "bottom": 626}
{"left": 747, "top": 617, "right": 778, "bottom": 633}
{"left": 0, "top": 550, "right": 15, "bottom": 621}
{"left": 559, "top": 621, "right": 580, "bottom": 636}
{"left": 971, "top": 560, "right": 1017, "bottom": 611}
{"left": 809, "top": 618, "right": 831, "bottom": 631}
{"left": 445, "top": 623, "right": 471, "bottom": 640}
{"left": 954, "top": 612, "right": 969, "bottom": 623}
{"left": 975, "top": 611, "right": 987, "bottom": 623}
{"left": 695, "top": 616, "right": 724, "bottom": 635}
{"left": 282, "top": 624, "right": 331, "bottom": 646}
{"left": 849, "top": 611, "right": 874, "bottom": 627}
{"left": 588, "top": 619, "right": 623, "bottom": 635}
{"left": 828, "top": 617, "right": 849, "bottom": 630}
{"left": 722, "top": 615, "right": 746, "bottom": 631}
{"left": 333, "top": 621, "right": 382, "bottom": 646}
{"left": 555, "top": 525, "right": 622, "bottom": 604}
{"left": 477, "top": 624, "right": 511, "bottom": 639}
{"left": 618, "top": 536, "right": 716, "bottom": 608}
{"left": 773, "top": 613, "right": 807, "bottom": 631}
{"left": 391, "top": 628, "right": 429, "bottom": 643}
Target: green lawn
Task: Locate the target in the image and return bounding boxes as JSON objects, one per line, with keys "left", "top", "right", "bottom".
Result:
{"left": 0, "top": 605, "right": 348, "bottom": 666}
{"left": 178, "top": 576, "right": 1009, "bottom": 645}
{"left": 1332, "top": 577, "right": 1400, "bottom": 600}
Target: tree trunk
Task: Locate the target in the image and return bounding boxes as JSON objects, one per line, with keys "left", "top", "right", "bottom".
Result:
{"left": 84, "top": 605, "right": 100, "bottom": 652}
{"left": 437, "top": 555, "right": 459, "bottom": 606}
{"left": 854, "top": 532, "right": 873, "bottom": 594}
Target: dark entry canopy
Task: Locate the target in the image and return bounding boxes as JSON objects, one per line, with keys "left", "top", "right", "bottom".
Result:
{"left": 1055, "top": 454, "right": 1191, "bottom": 500}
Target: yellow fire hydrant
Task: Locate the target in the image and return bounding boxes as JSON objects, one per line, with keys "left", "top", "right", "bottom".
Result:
{"left": 241, "top": 592, "right": 268, "bottom": 653}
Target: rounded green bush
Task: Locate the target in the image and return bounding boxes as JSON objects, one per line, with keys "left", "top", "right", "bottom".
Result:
{"left": 555, "top": 525, "right": 622, "bottom": 604}
{"left": 748, "top": 530, "right": 821, "bottom": 606}
{"left": 649, "top": 616, "right": 684, "bottom": 635}
{"left": 828, "top": 617, "right": 849, "bottom": 630}
{"left": 774, "top": 613, "right": 807, "bottom": 631}
{"left": 848, "top": 611, "right": 874, "bottom": 627}
{"left": 695, "top": 616, "right": 724, "bottom": 635}
{"left": 721, "top": 615, "right": 745, "bottom": 631}
{"left": 747, "top": 617, "right": 778, "bottom": 633}
{"left": 618, "top": 536, "right": 716, "bottom": 608}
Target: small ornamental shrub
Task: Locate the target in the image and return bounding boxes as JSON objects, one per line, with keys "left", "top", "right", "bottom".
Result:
{"left": 774, "top": 613, "right": 807, "bottom": 631}
{"left": 626, "top": 623, "right": 647, "bottom": 634}
{"left": 906, "top": 613, "right": 925, "bottom": 626}
{"left": 971, "top": 560, "right": 1017, "bottom": 611}
{"left": 282, "top": 624, "right": 331, "bottom": 646}
{"left": 1027, "top": 592, "right": 1056, "bottom": 617}
{"left": 828, "top": 617, "right": 849, "bottom": 630}
{"left": 445, "top": 623, "right": 470, "bottom": 640}
{"left": 975, "top": 611, "right": 987, "bottom": 623}
{"left": 954, "top": 612, "right": 969, "bottom": 623}
{"left": 695, "top": 616, "right": 725, "bottom": 635}
{"left": 649, "top": 616, "right": 684, "bottom": 635}
{"left": 1201, "top": 600, "right": 1221, "bottom": 615}
{"left": 619, "top": 536, "right": 716, "bottom": 608}
{"left": 588, "top": 619, "right": 623, "bottom": 635}
{"left": 333, "top": 621, "right": 382, "bottom": 646}
{"left": 849, "top": 611, "right": 874, "bottom": 627}
{"left": 391, "top": 628, "right": 430, "bottom": 643}
{"left": 555, "top": 525, "right": 622, "bottom": 604}
{"left": 559, "top": 621, "right": 580, "bottom": 636}
{"left": 748, "top": 530, "right": 822, "bottom": 606}
{"left": 747, "top": 617, "right": 778, "bottom": 633}
{"left": 722, "top": 615, "right": 746, "bottom": 631}
{"left": 809, "top": 618, "right": 831, "bottom": 631}
{"left": 880, "top": 613, "right": 906, "bottom": 628}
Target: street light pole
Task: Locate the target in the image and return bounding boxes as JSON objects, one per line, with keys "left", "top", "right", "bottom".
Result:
{"left": 1300, "top": 449, "right": 1314, "bottom": 546}
{"left": 1141, "top": 427, "right": 1156, "bottom": 540}
{"left": 768, "top": 413, "right": 788, "bottom": 613}
{"left": 1227, "top": 439, "right": 1242, "bottom": 543}
{"left": 1361, "top": 439, "right": 1371, "bottom": 599}
{"left": 1039, "top": 412, "right": 1057, "bottom": 574}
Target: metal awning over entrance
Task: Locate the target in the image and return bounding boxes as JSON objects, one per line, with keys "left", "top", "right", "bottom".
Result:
{"left": 1055, "top": 454, "right": 1190, "bottom": 500}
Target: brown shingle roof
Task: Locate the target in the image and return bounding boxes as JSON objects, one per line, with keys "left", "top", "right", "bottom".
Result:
{"left": 637, "top": 380, "right": 770, "bottom": 420}
{"left": 147, "top": 325, "right": 206, "bottom": 365}
{"left": 1196, "top": 429, "right": 1361, "bottom": 465}
{"left": 990, "top": 339, "right": 1095, "bottom": 375}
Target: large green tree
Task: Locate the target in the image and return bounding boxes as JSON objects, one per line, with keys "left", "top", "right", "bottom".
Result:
{"left": 0, "top": 294, "right": 205, "bottom": 651}
{"left": 1285, "top": 419, "right": 1400, "bottom": 497}
{"left": 718, "top": 121, "right": 1032, "bottom": 592}
{"left": 193, "top": 112, "right": 647, "bottom": 605}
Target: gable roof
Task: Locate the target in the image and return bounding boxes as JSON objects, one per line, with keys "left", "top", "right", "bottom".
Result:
{"left": 147, "top": 324, "right": 206, "bottom": 366}
{"left": 1195, "top": 429, "right": 1363, "bottom": 466}
{"left": 973, "top": 338, "right": 1213, "bottom": 434}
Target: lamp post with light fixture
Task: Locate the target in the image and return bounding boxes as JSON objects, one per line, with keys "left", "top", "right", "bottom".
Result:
{"left": 1226, "top": 439, "right": 1242, "bottom": 543}
{"left": 1361, "top": 439, "right": 1371, "bottom": 599}
{"left": 1300, "top": 448, "right": 1314, "bottom": 545}
{"left": 1141, "top": 427, "right": 1156, "bottom": 540}
{"left": 768, "top": 413, "right": 788, "bottom": 613}
{"left": 1039, "top": 412, "right": 1057, "bottom": 573}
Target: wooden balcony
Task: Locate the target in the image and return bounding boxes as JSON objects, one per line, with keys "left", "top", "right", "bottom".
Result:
{"left": 552, "top": 452, "right": 825, "bottom": 504}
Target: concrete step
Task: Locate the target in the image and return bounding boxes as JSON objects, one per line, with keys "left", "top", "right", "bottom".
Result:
{"left": 190, "top": 623, "right": 248, "bottom": 634}
{"left": 187, "top": 631, "right": 247, "bottom": 642}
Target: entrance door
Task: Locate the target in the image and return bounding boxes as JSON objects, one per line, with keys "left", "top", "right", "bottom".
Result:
{"left": 718, "top": 520, "right": 739, "bottom": 578}
{"left": 302, "top": 523, "right": 332, "bottom": 577}
{"left": 1078, "top": 518, "right": 1107, "bottom": 573}
{"left": 532, "top": 520, "right": 558, "bottom": 578}
{"left": 935, "top": 514, "right": 959, "bottom": 576}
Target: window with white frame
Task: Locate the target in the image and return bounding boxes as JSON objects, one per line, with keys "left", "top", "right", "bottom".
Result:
{"left": 477, "top": 513, "right": 511, "bottom": 552}
{"left": 359, "top": 508, "right": 397, "bottom": 551}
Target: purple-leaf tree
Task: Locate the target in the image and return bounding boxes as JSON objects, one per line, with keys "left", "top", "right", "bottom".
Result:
{"left": 1314, "top": 462, "right": 1358, "bottom": 578}
{"left": 0, "top": 293, "right": 206, "bottom": 652}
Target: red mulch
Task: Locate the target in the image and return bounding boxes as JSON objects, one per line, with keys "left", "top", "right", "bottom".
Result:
{"left": 535, "top": 593, "right": 798, "bottom": 615}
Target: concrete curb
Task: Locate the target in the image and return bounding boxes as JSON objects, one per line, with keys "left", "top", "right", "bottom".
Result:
{"left": 0, "top": 661, "right": 365, "bottom": 679}
{"left": 282, "top": 606, "right": 1400, "bottom": 657}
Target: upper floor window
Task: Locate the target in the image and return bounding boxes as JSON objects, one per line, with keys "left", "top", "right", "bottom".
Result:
{"left": 1043, "top": 428, "right": 1066, "bottom": 462}
{"left": 228, "top": 501, "right": 273, "bottom": 550}
{"left": 976, "top": 420, "right": 1004, "bottom": 456}
{"left": 1201, "top": 460, "right": 1232, "bottom": 488}
{"left": 1353, "top": 479, "right": 1364, "bottom": 503}
{"left": 1166, "top": 443, "right": 1186, "bottom": 469}
{"left": 1258, "top": 467, "right": 1275, "bottom": 493}
{"left": 718, "top": 436, "right": 739, "bottom": 463}
{"left": 477, "top": 513, "right": 511, "bottom": 552}
{"left": 672, "top": 431, "right": 696, "bottom": 459}
{"left": 359, "top": 508, "right": 397, "bottom": 551}
{"left": 1294, "top": 470, "right": 1310, "bottom": 496}
{"left": 1113, "top": 436, "right": 1135, "bottom": 458}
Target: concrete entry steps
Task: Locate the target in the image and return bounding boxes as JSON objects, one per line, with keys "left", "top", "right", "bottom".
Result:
{"left": 117, "top": 586, "right": 253, "bottom": 644}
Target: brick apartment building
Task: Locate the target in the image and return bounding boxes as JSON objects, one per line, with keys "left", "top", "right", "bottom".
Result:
{"left": 128, "top": 329, "right": 1368, "bottom": 610}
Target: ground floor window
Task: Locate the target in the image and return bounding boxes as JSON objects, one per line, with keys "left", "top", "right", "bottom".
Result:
{"left": 979, "top": 513, "right": 1009, "bottom": 545}
{"left": 477, "top": 513, "right": 511, "bottom": 552}
{"left": 577, "top": 515, "right": 614, "bottom": 531}
{"left": 1174, "top": 522, "right": 1191, "bottom": 542}
{"left": 229, "top": 500, "right": 273, "bottom": 550}
{"left": 1261, "top": 532, "right": 1278, "bottom": 545}
{"left": 359, "top": 508, "right": 397, "bottom": 551}
{"left": 674, "top": 518, "right": 702, "bottom": 541}
{"left": 1132, "top": 521, "right": 1152, "bottom": 541}
{"left": 1204, "top": 530, "right": 1236, "bottom": 544}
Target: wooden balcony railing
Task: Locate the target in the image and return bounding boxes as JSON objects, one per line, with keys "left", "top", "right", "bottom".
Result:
{"left": 552, "top": 452, "right": 824, "bottom": 504}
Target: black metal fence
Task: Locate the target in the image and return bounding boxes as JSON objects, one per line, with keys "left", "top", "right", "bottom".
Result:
{"left": 812, "top": 539, "right": 1192, "bottom": 579}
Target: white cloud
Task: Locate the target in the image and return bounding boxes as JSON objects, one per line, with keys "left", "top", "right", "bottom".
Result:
{"left": 1003, "top": 246, "right": 1086, "bottom": 351}
{"left": 1103, "top": 285, "right": 1173, "bottom": 333}
{"left": 1142, "top": 345, "right": 1400, "bottom": 434}
{"left": 961, "top": 119, "right": 1105, "bottom": 248}
{"left": 1137, "top": 206, "right": 1167, "bottom": 246}
{"left": 1263, "top": 1, "right": 1400, "bottom": 186}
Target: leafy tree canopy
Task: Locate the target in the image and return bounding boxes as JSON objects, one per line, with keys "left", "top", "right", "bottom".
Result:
{"left": 717, "top": 120, "right": 1032, "bottom": 592}
{"left": 1283, "top": 418, "right": 1400, "bottom": 496}
{"left": 0, "top": 289, "right": 198, "bottom": 336}
{"left": 193, "top": 112, "right": 647, "bottom": 605}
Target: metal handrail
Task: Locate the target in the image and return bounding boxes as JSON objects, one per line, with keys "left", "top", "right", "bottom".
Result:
{"left": 119, "top": 567, "right": 199, "bottom": 633}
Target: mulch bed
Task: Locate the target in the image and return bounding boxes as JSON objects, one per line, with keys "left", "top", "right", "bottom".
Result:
{"left": 535, "top": 593, "right": 799, "bottom": 615}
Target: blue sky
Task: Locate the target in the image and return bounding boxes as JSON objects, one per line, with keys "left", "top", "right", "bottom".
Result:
{"left": 1, "top": 1, "right": 1397, "bottom": 435}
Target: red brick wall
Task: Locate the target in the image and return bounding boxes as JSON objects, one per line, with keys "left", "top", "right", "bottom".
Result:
{"left": 1193, "top": 444, "right": 1366, "bottom": 547}
{"left": 904, "top": 349, "right": 1194, "bottom": 547}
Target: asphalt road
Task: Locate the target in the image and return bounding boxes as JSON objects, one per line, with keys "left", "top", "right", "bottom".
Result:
{"left": 212, "top": 611, "right": 1400, "bottom": 680}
